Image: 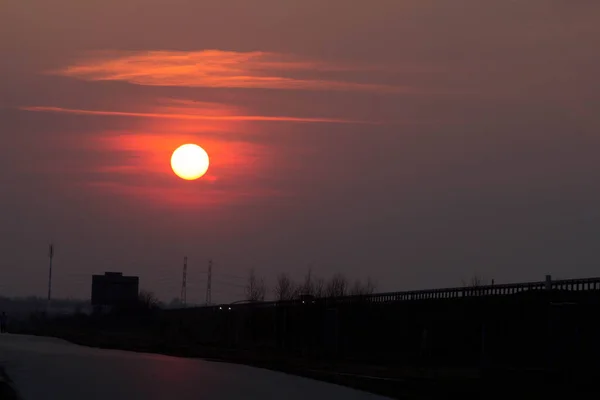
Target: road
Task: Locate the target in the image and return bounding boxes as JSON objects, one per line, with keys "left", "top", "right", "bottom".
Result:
{"left": 0, "top": 334, "right": 389, "bottom": 400}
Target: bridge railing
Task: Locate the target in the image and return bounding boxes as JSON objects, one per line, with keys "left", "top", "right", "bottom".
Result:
{"left": 332, "top": 277, "right": 600, "bottom": 305}
{"left": 550, "top": 277, "right": 600, "bottom": 291}
{"left": 177, "top": 277, "right": 600, "bottom": 312}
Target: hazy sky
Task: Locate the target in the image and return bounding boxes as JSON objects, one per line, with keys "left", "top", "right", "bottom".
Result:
{"left": 1, "top": 1, "right": 599, "bottom": 303}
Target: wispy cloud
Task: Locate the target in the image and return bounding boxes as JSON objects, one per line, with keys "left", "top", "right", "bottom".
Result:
{"left": 52, "top": 50, "right": 406, "bottom": 93}
{"left": 21, "top": 105, "right": 375, "bottom": 124}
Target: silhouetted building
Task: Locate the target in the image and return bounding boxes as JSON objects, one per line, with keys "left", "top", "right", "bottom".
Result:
{"left": 91, "top": 272, "right": 139, "bottom": 307}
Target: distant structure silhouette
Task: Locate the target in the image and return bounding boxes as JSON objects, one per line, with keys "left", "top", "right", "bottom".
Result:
{"left": 205, "top": 259, "right": 212, "bottom": 305}
{"left": 91, "top": 272, "right": 139, "bottom": 310}
{"left": 47, "top": 243, "right": 54, "bottom": 304}
{"left": 180, "top": 256, "right": 188, "bottom": 306}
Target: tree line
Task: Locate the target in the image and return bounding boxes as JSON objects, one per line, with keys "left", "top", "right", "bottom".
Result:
{"left": 245, "top": 268, "right": 376, "bottom": 302}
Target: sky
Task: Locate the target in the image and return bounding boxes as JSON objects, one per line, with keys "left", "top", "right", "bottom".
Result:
{"left": 1, "top": 1, "right": 599, "bottom": 303}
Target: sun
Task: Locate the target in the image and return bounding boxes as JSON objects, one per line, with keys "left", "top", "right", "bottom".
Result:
{"left": 171, "top": 144, "right": 210, "bottom": 180}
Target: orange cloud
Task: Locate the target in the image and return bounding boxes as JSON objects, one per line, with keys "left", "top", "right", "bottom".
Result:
{"left": 51, "top": 50, "right": 405, "bottom": 93}
{"left": 21, "top": 105, "right": 372, "bottom": 124}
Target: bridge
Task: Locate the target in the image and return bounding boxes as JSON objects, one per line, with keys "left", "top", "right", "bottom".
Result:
{"left": 202, "top": 276, "right": 600, "bottom": 310}
{"left": 362, "top": 276, "right": 600, "bottom": 303}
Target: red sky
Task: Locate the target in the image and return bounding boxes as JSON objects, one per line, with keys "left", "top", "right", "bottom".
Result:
{"left": 1, "top": 1, "right": 599, "bottom": 303}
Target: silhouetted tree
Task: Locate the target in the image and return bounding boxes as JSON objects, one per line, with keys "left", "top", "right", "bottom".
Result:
{"left": 274, "top": 273, "right": 298, "bottom": 301}
{"left": 166, "top": 298, "right": 185, "bottom": 309}
{"left": 326, "top": 273, "right": 348, "bottom": 297}
{"left": 366, "top": 277, "right": 376, "bottom": 294}
{"left": 300, "top": 268, "right": 315, "bottom": 296}
{"left": 462, "top": 274, "right": 488, "bottom": 288}
{"left": 245, "top": 269, "right": 266, "bottom": 302}
{"left": 350, "top": 277, "right": 377, "bottom": 296}
{"left": 314, "top": 277, "right": 326, "bottom": 298}
{"left": 138, "top": 290, "right": 160, "bottom": 311}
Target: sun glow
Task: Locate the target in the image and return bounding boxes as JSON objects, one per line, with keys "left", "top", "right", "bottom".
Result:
{"left": 171, "top": 144, "right": 210, "bottom": 180}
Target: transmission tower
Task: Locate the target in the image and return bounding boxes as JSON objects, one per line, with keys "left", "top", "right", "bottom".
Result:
{"left": 47, "top": 243, "right": 54, "bottom": 304}
{"left": 205, "top": 259, "right": 212, "bottom": 305}
{"left": 180, "top": 256, "right": 188, "bottom": 306}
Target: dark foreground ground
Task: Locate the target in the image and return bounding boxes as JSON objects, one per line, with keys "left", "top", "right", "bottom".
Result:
{"left": 15, "top": 288, "right": 600, "bottom": 399}
{"left": 0, "top": 368, "right": 19, "bottom": 400}
{"left": 20, "top": 330, "right": 600, "bottom": 400}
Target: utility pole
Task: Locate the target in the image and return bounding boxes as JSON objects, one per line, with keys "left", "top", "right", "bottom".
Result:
{"left": 181, "top": 256, "right": 188, "bottom": 306}
{"left": 47, "top": 243, "right": 54, "bottom": 306}
{"left": 205, "top": 259, "right": 212, "bottom": 305}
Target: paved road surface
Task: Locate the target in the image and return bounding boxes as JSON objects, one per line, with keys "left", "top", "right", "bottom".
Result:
{"left": 0, "top": 334, "right": 389, "bottom": 400}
